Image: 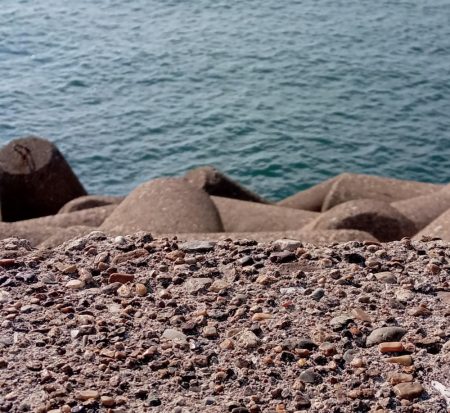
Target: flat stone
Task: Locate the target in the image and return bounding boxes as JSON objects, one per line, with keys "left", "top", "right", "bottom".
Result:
{"left": 386, "top": 355, "right": 413, "bottom": 366}
{"left": 75, "top": 390, "right": 99, "bottom": 401}
{"left": 185, "top": 278, "right": 213, "bottom": 294}
{"left": 366, "top": 327, "right": 407, "bottom": 346}
{"left": 351, "top": 308, "right": 372, "bottom": 322}
{"left": 178, "top": 241, "right": 216, "bottom": 253}
{"left": 272, "top": 239, "right": 302, "bottom": 251}
{"left": 162, "top": 329, "right": 187, "bottom": 344}
{"left": 209, "top": 279, "right": 230, "bottom": 292}
{"left": 109, "top": 273, "right": 135, "bottom": 284}
{"left": 388, "top": 373, "right": 414, "bottom": 385}
{"left": 330, "top": 314, "right": 353, "bottom": 330}
{"left": 374, "top": 271, "right": 397, "bottom": 284}
{"left": 393, "top": 382, "right": 424, "bottom": 400}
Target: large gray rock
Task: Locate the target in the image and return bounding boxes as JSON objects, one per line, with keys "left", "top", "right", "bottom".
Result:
{"left": 101, "top": 178, "right": 224, "bottom": 234}
{"left": 277, "top": 176, "right": 337, "bottom": 212}
{"left": 414, "top": 208, "right": 450, "bottom": 241}
{"left": 59, "top": 195, "right": 124, "bottom": 214}
{"left": 158, "top": 229, "right": 378, "bottom": 243}
{"left": 212, "top": 196, "right": 318, "bottom": 232}
{"left": 184, "top": 166, "right": 268, "bottom": 204}
{"left": 322, "top": 173, "right": 443, "bottom": 211}
{"left": 392, "top": 184, "right": 450, "bottom": 232}
{"left": 0, "top": 136, "right": 87, "bottom": 221}
{"left": 306, "top": 199, "right": 416, "bottom": 242}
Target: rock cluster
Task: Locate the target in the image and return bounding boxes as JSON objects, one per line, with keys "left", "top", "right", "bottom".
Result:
{"left": 0, "top": 136, "right": 449, "bottom": 249}
{"left": 0, "top": 234, "right": 449, "bottom": 412}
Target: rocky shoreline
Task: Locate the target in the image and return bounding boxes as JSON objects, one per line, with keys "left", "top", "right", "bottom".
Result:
{"left": 0, "top": 136, "right": 449, "bottom": 248}
{"left": 0, "top": 234, "right": 449, "bottom": 412}
{"left": 0, "top": 136, "right": 449, "bottom": 412}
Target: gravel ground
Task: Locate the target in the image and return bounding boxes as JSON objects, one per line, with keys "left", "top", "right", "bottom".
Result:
{"left": 0, "top": 232, "right": 449, "bottom": 413}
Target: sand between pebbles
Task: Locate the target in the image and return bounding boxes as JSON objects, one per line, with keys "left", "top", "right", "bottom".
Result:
{"left": 0, "top": 233, "right": 449, "bottom": 412}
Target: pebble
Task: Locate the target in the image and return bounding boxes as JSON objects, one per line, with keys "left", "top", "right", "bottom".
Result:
{"left": 388, "top": 373, "right": 414, "bottom": 385}
{"left": 310, "top": 288, "right": 325, "bottom": 301}
{"left": 299, "top": 368, "right": 322, "bottom": 384}
{"left": 378, "top": 342, "right": 405, "bottom": 353}
{"left": 330, "top": 314, "right": 353, "bottom": 330}
{"left": 366, "top": 327, "right": 407, "bottom": 346}
{"left": 66, "top": 280, "right": 85, "bottom": 290}
{"left": 393, "top": 382, "right": 424, "bottom": 400}
{"left": 386, "top": 355, "right": 413, "bottom": 366}
{"left": 209, "top": 279, "right": 230, "bottom": 292}
{"left": 220, "top": 339, "right": 235, "bottom": 350}
{"left": 162, "top": 329, "right": 188, "bottom": 344}
{"left": 270, "top": 251, "right": 296, "bottom": 263}
{"left": 203, "top": 326, "right": 218, "bottom": 338}
{"left": 185, "top": 278, "right": 213, "bottom": 294}
{"left": 109, "top": 273, "right": 135, "bottom": 284}
{"left": 100, "top": 395, "right": 116, "bottom": 407}
{"left": 178, "top": 241, "right": 216, "bottom": 252}
{"left": 117, "top": 284, "right": 132, "bottom": 297}
{"left": 374, "top": 271, "right": 397, "bottom": 284}
{"left": 238, "top": 330, "right": 260, "bottom": 349}
{"left": 272, "top": 239, "right": 302, "bottom": 252}
{"left": 251, "top": 313, "right": 272, "bottom": 322}
{"left": 75, "top": 390, "right": 99, "bottom": 401}
{"left": 135, "top": 283, "right": 148, "bottom": 296}
{"left": 351, "top": 307, "right": 372, "bottom": 322}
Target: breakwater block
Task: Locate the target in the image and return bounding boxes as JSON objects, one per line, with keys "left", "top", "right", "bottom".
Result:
{"left": 101, "top": 178, "right": 224, "bottom": 234}
{"left": 0, "top": 136, "right": 87, "bottom": 221}
{"left": 184, "top": 165, "right": 269, "bottom": 204}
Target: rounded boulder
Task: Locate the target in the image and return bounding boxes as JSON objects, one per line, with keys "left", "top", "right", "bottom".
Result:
{"left": 307, "top": 199, "right": 416, "bottom": 242}
{"left": 101, "top": 178, "right": 224, "bottom": 234}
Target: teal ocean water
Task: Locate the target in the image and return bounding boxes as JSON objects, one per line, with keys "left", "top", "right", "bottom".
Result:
{"left": 1, "top": 1, "right": 449, "bottom": 201}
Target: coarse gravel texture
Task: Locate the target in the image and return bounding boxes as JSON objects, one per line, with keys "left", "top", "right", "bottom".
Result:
{"left": 0, "top": 232, "right": 449, "bottom": 413}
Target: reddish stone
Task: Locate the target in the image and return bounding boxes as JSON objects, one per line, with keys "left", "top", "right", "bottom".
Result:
{"left": 108, "top": 273, "right": 135, "bottom": 284}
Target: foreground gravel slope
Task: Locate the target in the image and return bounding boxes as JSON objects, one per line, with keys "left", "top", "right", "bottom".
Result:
{"left": 0, "top": 233, "right": 449, "bottom": 412}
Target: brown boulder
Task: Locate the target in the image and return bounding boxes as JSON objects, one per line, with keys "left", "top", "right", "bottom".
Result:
{"left": 322, "top": 173, "right": 442, "bottom": 211}
{"left": 392, "top": 184, "right": 450, "bottom": 231}
{"left": 212, "top": 196, "right": 318, "bottom": 232}
{"left": 58, "top": 195, "right": 124, "bottom": 213}
{"left": 101, "top": 178, "right": 223, "bottom": 234}
{"left": 160, "top": 229, "right": 378, "bottom": 243}
{"left": 277, "top": 176, "right": 337, "bottom": 211}
{"left": 306, "top": 199, "right": 416, "bottom": 242}
{"left": 184, "top": 166, "right": 268, "bottom": 203}
{"left": 414, "top": 208, "right": 450, "bottom": 241}
{"left": 0, "top": 136, "right": 87, "bottom": 221}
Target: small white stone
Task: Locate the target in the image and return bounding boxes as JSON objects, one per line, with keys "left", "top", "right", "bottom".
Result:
{"left": 66, "top": 280, "right": 85, "bottom": 290}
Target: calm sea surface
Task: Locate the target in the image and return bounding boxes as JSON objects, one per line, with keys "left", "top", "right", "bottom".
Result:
{"left": 1, "top": 0, "right": 449, "bottom": 200}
